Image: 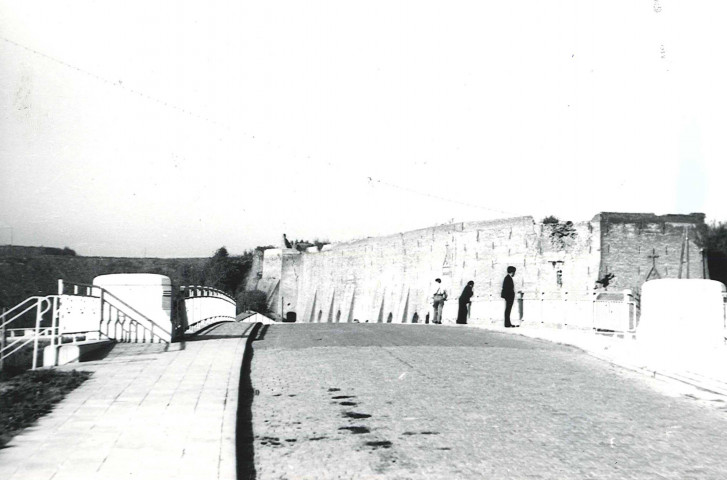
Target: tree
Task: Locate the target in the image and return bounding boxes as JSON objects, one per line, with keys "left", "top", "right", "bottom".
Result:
{"left": 697, "top": 222, "right": 727, "bottom": 286}
{"left": 203, "top": 246, "right": 252, "bottom": 295}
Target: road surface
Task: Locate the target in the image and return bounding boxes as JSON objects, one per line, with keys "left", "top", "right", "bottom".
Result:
{"left": 242, "top": 323, "right": 727, "bottom": 479}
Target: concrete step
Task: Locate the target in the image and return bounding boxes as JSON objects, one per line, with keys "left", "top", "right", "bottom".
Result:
{"left": 43, "top": 340, "right": 115, "bottom": 367}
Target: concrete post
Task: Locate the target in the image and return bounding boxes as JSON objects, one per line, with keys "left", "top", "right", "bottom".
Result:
{"left": 99, "top": 289, "right": 105, "bottom": 331}
{"left": 517, "top": 291, "right": 524, "bottom": 321}
{"left": 623, "top": 289, "right": 634, "bottom": 332}
{"left": 32, "top": 300, "right": 42, "bottom": 370}
{"left": 0, "top": 307, "right": 6, "bottom": 372}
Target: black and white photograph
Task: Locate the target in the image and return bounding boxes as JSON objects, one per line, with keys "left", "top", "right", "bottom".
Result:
{"left": 1, "top": 1, "right": 727, "bottom": 479}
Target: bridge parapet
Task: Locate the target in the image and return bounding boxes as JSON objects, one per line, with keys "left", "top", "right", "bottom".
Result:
{"left": 59, "top": 278, "right": 172, "bottom": 344}
{"left": 179, "top": 285, "right": 236, "bottom": 334}
{"left": 452, "top": 290, "right": 638, "bottom": 334}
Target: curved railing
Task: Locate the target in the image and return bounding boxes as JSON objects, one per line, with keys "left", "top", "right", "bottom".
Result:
{"left": 181, "top": 285, "right": 236, "bottom": 303}
{"left": 180, "top": 286, "right": 236, "bottom": 334}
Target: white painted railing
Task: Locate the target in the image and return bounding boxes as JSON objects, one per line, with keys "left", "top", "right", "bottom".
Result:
{"left": 59, "top": 280, "right": 171, "bottom": 343}
{"left": 180, "top": 285, "right": 236, "bottom": 334}
{"left": 1, "top": 280, "right": 241, "bottom": 370}
{"left": 1, "top": 296, "right": 59, "bottom": 370}
{"left": 464, "top": 289, "right": 638, "bottom": 333}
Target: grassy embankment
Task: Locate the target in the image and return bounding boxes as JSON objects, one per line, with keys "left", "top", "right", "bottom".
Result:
{"left": 0, "top": 369, "right": 91, "bottom": 448}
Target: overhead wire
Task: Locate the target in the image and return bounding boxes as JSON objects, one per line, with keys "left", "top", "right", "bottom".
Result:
{"left": 2, "top": 34, "right": 526, "bottom": 220}
{"left": 0, "top": 35, "right": 226, "bottom": 129}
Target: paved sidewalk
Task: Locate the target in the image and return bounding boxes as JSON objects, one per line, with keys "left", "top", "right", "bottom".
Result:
{"left": 467, "top": 319, "right": 727, "bottom": 397}
{"left": 0, "top": 322, "right": 254, "bottom": 480}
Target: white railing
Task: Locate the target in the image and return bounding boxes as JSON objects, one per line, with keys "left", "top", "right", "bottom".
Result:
{"left": 181, "top": 285, "right": 236, "bottom": 303}
{"left": 467, "top": 289, "right": 638, "bottom": 333}
{"left": 180, "top": 285, "right": 236, "bottom": 334}
{"left": 1, "top": 296, "right": 59, "bottom": 370}
{"left": 592, "top": 292, "right": 638, "bottom": 333}
{"left": 1, "top": 280, "right": 239, "bottom": 370}
{"left": 59, "top": 280, "right": 171, "bottom": 343}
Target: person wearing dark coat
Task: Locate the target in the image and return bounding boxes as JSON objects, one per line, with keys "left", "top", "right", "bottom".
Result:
{"left": 501, "top": 266, "right": 516, "bottom": 327}
{"left": 457, "top": 281, "right": 474, "bottom": 324}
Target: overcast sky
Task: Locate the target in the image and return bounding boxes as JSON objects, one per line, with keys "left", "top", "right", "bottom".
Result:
{"left": 1, "top": 1, "right": 725, "bottom": 257}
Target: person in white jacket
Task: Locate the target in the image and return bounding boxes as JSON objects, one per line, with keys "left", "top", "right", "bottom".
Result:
{"left": 432, "top": 278, "right": 448, "bottom": 324}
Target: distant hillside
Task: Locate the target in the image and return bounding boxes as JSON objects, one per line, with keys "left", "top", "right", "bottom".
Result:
{"left": 0, "top": 245, "right": 208, "bottom": 309}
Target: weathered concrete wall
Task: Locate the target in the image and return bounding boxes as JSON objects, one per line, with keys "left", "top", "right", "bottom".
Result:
{"left": 244, "top": 250, "right": 265, "bottom": 291}
{"left": 597, "top": 213, "right": 707, "bottom": 292}
{"left": 258, "top": 212, "right": 706, "bottom": 325}
{"left": 258, "top": 249, "right": 282, "bottom": 314}
{"left": 264, "top": 216, "right": 601, "bottom": 324}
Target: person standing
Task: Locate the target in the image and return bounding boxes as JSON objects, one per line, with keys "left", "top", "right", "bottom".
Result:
{"left": 457, "top": 281, "right": 474, "bottom": 324}
{"left": 501, "top": 266, "right": 516, "bottom": 328}
{"left": 432, "top": 278, "right": 447, "bottom": 324}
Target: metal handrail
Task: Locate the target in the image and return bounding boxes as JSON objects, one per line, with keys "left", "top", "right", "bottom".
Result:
{"left": 1, "top": 327, "right": 54, "bottom": 364}
{"left": 0, "top": 296, "right": 47, "bottom": 330}
{"left": 0, "top": 295, "right": 58, "bottom": 370}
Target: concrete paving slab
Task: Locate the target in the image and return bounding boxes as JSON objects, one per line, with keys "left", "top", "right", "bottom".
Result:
{"left": 0, "top": 322, "right": 253, "bottom": 480}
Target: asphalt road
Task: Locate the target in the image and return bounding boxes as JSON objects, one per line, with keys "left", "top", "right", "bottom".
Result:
{"left": 242, "top": 323, "right": 727, "bottom": 479}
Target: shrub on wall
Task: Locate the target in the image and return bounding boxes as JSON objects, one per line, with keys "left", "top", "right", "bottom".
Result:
{"left": 696, "top": 221, "right": 727, "bottom": 286}
{"left": 236, "top": 289, "right": 268, "bottom": 314}
{"left": 595, "top": 273, "right": 616, "bottom": 290}
{"left": 541, "top": 217, "right": 578, "bottom": 250}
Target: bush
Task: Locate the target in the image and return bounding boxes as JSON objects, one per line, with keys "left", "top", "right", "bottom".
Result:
{"left": 236, "top": 289, "right": 268, "bottom": 314}
{"left": 697, "top": 221, "right": 727, "bottom": 286}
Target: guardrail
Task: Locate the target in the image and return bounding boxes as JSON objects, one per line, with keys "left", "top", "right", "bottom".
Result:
{"left": 181, "top": 285, "right": 236, "bottom": 303}
{"left": 1, "top": 280, "right": 239, "bottom": 369}
{"left": 467, "top": 289, "right": 638, "bottom": 334}
{"left": 180, "top": 285, "right": 236, "bottom": 334}
{"left": 1, "top": 296, "right": 59, "bottom": 370}
{"left": 59, "top": 280, "right": 171, "bottom": 343}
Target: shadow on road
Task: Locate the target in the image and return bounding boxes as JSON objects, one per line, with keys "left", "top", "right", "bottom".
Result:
{"left": 237, "top": 322, "right": 261, "bottom": 480}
